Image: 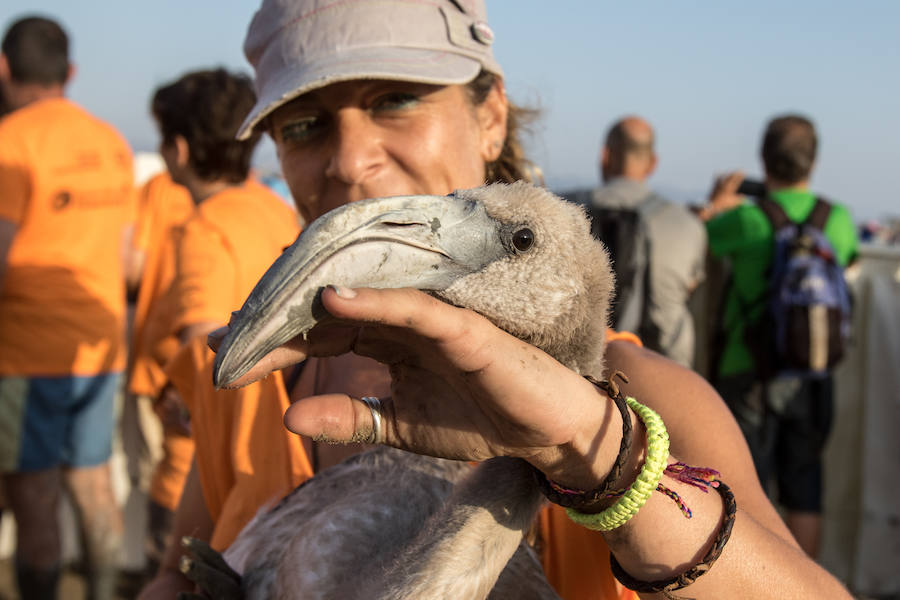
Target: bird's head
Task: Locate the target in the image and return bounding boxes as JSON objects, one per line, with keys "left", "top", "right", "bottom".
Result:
{"left": 213, "top": 181, "right": 614, "bottom": 388}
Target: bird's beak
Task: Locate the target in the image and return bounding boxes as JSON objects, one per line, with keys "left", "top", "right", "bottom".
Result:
{"left": 212, "top": 193, "right": 504, "bottom": 388}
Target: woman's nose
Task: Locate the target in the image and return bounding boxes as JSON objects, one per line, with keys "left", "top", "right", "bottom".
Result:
{"left": 324, "top": 110, "right": 384, "bottom": 185}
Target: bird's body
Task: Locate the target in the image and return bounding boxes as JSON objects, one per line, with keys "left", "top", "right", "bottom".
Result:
{"left": 200, "top": 182, "right": 614, "bottom": 599}
{"left": 225, "top": 447, "right": 559, "bottom": 599}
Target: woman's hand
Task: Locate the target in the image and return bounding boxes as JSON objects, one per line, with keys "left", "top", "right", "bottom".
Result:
{"left": 209, "top": 286, "right": 623, "bottom": 489}
{"left": 207, "top": 286, "right": 855, "bottom": 599}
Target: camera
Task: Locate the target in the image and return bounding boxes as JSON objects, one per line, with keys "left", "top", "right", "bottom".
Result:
{"left": 736, "top": 179, "right": 767, "bottom": 197}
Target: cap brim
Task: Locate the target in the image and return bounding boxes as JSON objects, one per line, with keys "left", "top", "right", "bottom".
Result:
{"left": 237, "top": 48, "right": 485, "bottom": 140}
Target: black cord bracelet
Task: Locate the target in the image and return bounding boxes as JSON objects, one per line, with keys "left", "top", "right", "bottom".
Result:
{"left": 609, "top": 481, "right": 737, "bottom": 596}
{"left": 533, "top": 372, "right": 634, "bottom": 512}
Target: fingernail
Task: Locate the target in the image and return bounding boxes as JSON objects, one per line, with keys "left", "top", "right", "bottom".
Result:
{"left": 329, "top": 284, "right": 357, "bottom": 299}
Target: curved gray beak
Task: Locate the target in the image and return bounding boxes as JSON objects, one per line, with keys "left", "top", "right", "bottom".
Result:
{"left": 212, "top": 193, "right": 504, "bottom": 388}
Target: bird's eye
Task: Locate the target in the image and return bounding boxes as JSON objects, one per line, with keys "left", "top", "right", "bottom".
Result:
{"left": 512, "top": 228, "right": 535, "bottom": 252}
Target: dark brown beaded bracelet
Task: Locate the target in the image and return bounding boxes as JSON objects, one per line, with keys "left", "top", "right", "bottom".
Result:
{"left": 609, "top": 481, "right": 737, "bottom": 597}
{"left": 532, "top": 371, "right": 634, "bottom": 512}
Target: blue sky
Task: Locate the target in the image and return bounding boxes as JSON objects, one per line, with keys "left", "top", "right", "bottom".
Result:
{"left": 2, "top": 1, "right": 898, "bottom": 220}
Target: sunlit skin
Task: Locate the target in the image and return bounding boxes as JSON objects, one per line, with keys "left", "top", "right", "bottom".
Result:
{"left": 268, "top": 79, "right": 507, "bottom": 223}
{"left": 262, "top": 78, "right": 508, "bottom": 470}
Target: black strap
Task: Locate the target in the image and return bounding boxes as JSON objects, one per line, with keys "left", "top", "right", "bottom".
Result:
{"left": 804, "top": 197, "right": 832, "bottom": 232}
{"left": 757, "top": 194, "right": 833, "bottom": 233}
{"left": 756, "top": 196, "right": 790, "bottom": 230}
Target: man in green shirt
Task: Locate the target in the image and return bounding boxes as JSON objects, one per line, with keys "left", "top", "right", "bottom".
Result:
{"left": 699, "top": 115, "right": 858, "bottom": 559}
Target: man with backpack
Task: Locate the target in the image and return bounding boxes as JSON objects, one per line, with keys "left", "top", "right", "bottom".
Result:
{"left": 563, "top": 116, "right": 706, "bottom": 367}
{"left": 701, "top": 114, "right": 858, "bottom": 559}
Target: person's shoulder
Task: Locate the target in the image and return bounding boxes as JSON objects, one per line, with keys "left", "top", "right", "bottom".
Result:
{"left": 141, "top": 172, "right": 193, "bottom": 213}
{"left": 200, "top": 179, "right": 278, "bottom": 214}
{"left": 647, "top": 193, "right": 699, "bottom": 224}
{"left": 0, "top": 101, "right": 46, "bottom": 144}
{"left": 726, "top": 199, "right": 765, "bottom": 220}
{"left": 590, "top": 178, "right": 648, "bottom": 209}
{"left": 706, "top": 200, "right": 766, "bottom": 233}
{"left": 0, "top": 102, "right": 75, "bottom": 160}
{"left": 39, "top": 99, "right": 132, "bottom": 162}
{"left": 77, "top": 103, "right": 131, "bottom": 152}
{"left": 244, "top": 177, "right": 295, "bottom": 208}
{"left": 142, "top": 171, "right": 179, "bottom": 196}
{"left": 196, "top": 180, "right": 294, "bottom": 232}
{"left": 820, "top": 197, "right": 854, "bottom": 226}
{"left": 816, "top": 196, "right": 858, "bottom": 263}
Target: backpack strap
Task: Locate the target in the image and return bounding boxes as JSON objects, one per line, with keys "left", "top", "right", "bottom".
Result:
{"left": 635, "top": 193, "right": 665, "bottom": 348}
{"left": 804, "top": 197, "right": 832, "bottom": 232}
{"left": 756, "top": 196, "right": 791, "bottom": 230}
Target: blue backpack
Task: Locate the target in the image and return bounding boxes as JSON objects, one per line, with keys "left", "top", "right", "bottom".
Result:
{"left": 755, "top": 197, "right": 851, "bottom": 378}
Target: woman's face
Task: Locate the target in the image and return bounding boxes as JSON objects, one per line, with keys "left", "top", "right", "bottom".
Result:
{"left": 269, "top": 79, "right": 508, "bottom": 223}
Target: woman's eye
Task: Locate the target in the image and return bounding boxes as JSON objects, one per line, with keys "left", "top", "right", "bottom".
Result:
{"left": 512, "top": 228, "right": 535, "bottom": 252}
{"left": 280, "top": 116, "right": 323, "bottom": 142}
{"left": 373, "top": 93, "right": 420, "bottom": 112}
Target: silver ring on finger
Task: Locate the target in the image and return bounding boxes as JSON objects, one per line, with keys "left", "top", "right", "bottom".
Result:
{"left": 361, "top": 396, "right": 384, "bottom": 444}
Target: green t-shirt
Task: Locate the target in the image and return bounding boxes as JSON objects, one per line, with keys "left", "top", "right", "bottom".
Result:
{"left": 705, "top": 188, "right": 858, "bottom": 377}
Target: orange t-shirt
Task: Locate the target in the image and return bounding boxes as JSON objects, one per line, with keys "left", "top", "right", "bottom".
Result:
{"left": 148, "top": 430, "right": 196, "bottom": 512}
{"left": 168, "top": 336, "right": 312, "bottom": 550}
{"left": 132, "top": 178, "right": 298, "bottom": 397}
{"left": 128, "top": 172, "right": 193, "bottom": 397}
{"left": 0, "top": 98, "right": 135, "bottom": 376}
{"left": 171, "top": 179, "right": 299, "bottom": 332}
{"left": 150, "top": 180, "right": 300, "bottom": 517}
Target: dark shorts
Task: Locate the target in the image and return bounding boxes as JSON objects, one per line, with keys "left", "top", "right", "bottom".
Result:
{"left": 0, "top": 373, "right": 121, "bottom": 472}
{"left": 716, "top": 372, "right": 833, "bottom": 513}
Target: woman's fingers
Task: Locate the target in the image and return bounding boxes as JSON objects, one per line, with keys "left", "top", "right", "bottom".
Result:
{"left": 209, "top": 286, "right": 496, "bottom": 388}
{"left": 213, "top": 341, "right": 309, "bottom": 388}
{"left": 322, "top": 286, "right": 471, "bottom": 343}
{"left": 321, "top": 286, "right": 501, "bottom": 373}
{"left": 284, "top": 391, "right": 486, "bottom": 462}
{"left": 207, "top": 322, "right": 362, "bottom": 388}
{"left": 284, "top": 393, "right": 390, "bottom": 446}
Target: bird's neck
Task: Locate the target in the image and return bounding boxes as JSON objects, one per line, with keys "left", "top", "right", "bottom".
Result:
{"left": 375, "top": 457, "right": 544, "bottom": 600}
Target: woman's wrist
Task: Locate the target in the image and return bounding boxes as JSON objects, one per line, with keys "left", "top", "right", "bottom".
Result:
{"left": 529, "top": 377, "right": 643, "bottom": 495}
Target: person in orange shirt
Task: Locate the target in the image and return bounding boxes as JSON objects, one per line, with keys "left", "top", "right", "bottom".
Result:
{"left": 138, "top": 68, "right": 301, "bottom": 577}
{"left": 143, "top": 2, "right": 850, "bottom": 599}
{"left": 120, "top": 171, "right": 193, "bottom": 577}
{"left": 0, "top": 16, "right": 134, "bottom": 600}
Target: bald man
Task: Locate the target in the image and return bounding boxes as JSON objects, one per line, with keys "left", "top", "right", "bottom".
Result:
{"left": 579, "top": 116, "right": 706, "bottom": 367}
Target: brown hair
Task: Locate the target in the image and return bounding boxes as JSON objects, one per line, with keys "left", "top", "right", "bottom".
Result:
{"left": 1, "top": 16, "right": 69, "bottom": 85}
{"left": 761, "top": 114, "right": 818, "bottom": 185}
{"left": 152, "top": 68, "right": 260, "bottom": 184}
{"left": 466, "top": 70, "right": 542, "bottom": 185}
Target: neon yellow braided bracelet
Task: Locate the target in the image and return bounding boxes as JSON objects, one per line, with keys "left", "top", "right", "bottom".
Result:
{"left": 565, "top": 396, "right": 669, "bottom": 531}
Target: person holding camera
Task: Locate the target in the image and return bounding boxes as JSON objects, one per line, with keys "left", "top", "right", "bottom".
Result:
{"left": 700, "top": 114, "right": 858, "bottom": 558}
